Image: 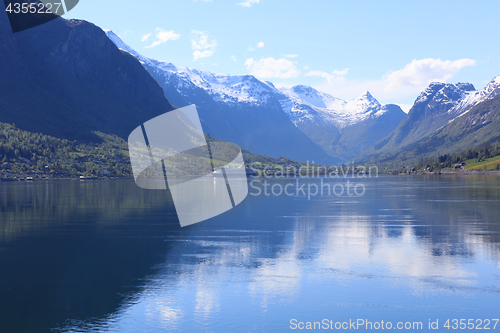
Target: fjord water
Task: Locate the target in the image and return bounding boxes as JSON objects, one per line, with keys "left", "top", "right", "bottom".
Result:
{"left": 0, "top": 176, "right": 499, "bottom": 332}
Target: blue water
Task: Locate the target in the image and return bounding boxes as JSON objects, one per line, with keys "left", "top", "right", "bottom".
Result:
{"left": 0, "top": 175, "right": 499, "bottom": 332}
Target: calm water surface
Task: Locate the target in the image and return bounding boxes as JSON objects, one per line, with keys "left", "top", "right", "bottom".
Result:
{"left": 0, "top": 176, "right": 499, "bottom": 332}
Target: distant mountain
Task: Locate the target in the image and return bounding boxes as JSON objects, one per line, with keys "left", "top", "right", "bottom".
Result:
{"left": 377, "top": 93, "right": 500, "bottom": 165}
{"left": 0, "top": 12, "right": 174, "bottom": 142}
{"left": 357, "top": 76, "right": 500, "bottom": 163}
{"left": 278, "top": 86, "right": 406, "bottom": 162}
{"left": 106, "top": 31, "right": 335, "bottom": 164}
{"left": 106, "top": 31, "right": 405, "bottom": 164}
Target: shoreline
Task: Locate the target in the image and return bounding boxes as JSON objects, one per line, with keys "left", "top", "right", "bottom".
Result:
{"left": 0, "top": 176, "right": 135, "bottom": 182}
{"left": 432, "top": 170, "right": 500, "bottom": 176}
{"left": 2, "top": 170, "right": 500, "bottom": 183}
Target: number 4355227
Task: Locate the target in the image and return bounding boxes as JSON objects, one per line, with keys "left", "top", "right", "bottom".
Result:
{"left": 5, "top": 2, "right": 63, "bottom": 14}
{"left": 444, "top": 319, "right": 499, "bottom": 330}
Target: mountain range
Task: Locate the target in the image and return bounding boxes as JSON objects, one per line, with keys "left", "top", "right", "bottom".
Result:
{"left": 106, "top": 31, "right": 338, "bottom": 164}
{"left": 357, "top": 76, "right": 500, "bottom": 165}
{"left": 278, "top": 86, "right": 406, "bottom": 162}
{"left": 106, "top": 31, "right": 406, "bottom": 164}
{"left": 106, "top": 30, "right": 500, "bottom": 166}
{"left": 1, "top": 11, "right": 499, "bottom": 168}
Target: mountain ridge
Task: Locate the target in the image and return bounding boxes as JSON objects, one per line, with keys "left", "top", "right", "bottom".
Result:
{"left": 277, "top": 85, "right": 406, "bottom": 161}
{"left": 105, "top": 30, "right": 406, "bottom": 164}
{"left": 106, "top": 30, "right": 338, "bottom": 164}
{"left": 373, "top": 93, "right": 500, "bottom": 167}
{"left": 357, "top": 75, "right": 500, "bottom": 163}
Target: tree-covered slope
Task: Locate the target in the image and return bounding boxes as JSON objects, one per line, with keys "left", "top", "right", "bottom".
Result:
{"left": 0, "top": 122, "right": 307, "bottom": 179}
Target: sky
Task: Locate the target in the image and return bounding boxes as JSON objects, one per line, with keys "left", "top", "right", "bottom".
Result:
{"left": 66, "top": 0, "right": 500, "bottom": 112}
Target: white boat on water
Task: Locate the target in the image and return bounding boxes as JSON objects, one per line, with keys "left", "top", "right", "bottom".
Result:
{"left": 212, "top": 165, "right": 257, "bottom": 177}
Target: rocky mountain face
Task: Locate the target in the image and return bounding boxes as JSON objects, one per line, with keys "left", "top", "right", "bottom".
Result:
{"left": 106, "top": 31, "right": 336, "bottom": 164}
{"left": 357, "top": 76, "right": 500, "bottom": 163}
{"left": 0, "top": 12, "right": 174, "bottom": 142}
{"left": 412, "top": 93, "right": 500, "bottom": 159}
{"left": 370, "top": 92, "right": 500, "bottom": 166}
{"left": 106, "top": 31, "right": 406, "bottom": 164}
{"left": 278, "top": 86, "right": 406, "bottom": 162}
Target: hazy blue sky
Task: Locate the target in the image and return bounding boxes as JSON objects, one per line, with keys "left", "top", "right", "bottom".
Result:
{"left": 66, "top": 0, "right": 500, "bottom": 110}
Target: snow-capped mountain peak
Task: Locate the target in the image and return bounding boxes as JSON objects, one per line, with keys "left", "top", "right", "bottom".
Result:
{"left": 105, "top": 31, "right": 282, "bottom": 105}
{"left": 105, "top": 30, "right": 400, "bottom": 131}
{"left": 279, "top": 85, "right": 395, "bottom": 129}
{"left": 103, "top": 29, "right": 408, "bottom": 163}
{"left": 451, "top": 76, "right": 500, "bottom": 118}
{"left": 484, "top": 75, "right": 500, "bottom": 94}
{"left": 415, "top": 81, "right": 474, "bottom": 106}
{"left": 410, "top": 75, "right": 500, "bottom": 124}
{"left": 279, "top": 85, "right": 344, "bottom": 110}
{"left": 456, "top": 82, "right": 476, "bottom": 92}
{"left": 356, "top": 91, "right": 376, "bottom": 101}
{"left": 346, "top": 91, "right": 381, "bottom": 113}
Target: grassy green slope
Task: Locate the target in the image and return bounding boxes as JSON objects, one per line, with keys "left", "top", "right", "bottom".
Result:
{"left": 465, "top": 155, "right": 500, "bottom": 171}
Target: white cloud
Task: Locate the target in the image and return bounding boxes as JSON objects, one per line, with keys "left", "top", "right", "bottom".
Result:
{"left": 248, "top": 41, "right": 264, "bottom": 51}
{"left": 311, "top": 58, "right": 476, "bottom": 104}
{"left": 245, "top": 57, "right": 300, "bottom": 79}
{"left": 231, "top": 55, "right": 237, "bottom": 62}
{"left": 237, "top": 0, "right": 260, "bottom": 7}
{"left": 285, "top": 54, "right": 298, "bottom": 58}
{"left": 191, "top": 30, "right": 217, "bottom": 50}
{"left": 141, "top": 33, "right": 152, "bottom": 42}
{"left": 306, "top": 68, "right": 348, "bottom": 83}
{"left": 193, "top": 50, "right": 215, "bottom": 62}
{"left": 384, "top": 58, "right": 476, "bottom": 92}
{"left": 145, "top": 28, "right": 180, "bottom": 48}
{"left": 191, "top": 30, "right": 217, "bottom": 61}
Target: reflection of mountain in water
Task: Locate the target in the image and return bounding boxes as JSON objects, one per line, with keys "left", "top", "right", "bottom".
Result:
{"left": 58, "top": 176, "right": 500, "bottom": 332}
{"left": 1, "top": 177, "right": 499, "bottom": 332}
{"left": 0, "top": 180, "right": 180, "bottom": 333}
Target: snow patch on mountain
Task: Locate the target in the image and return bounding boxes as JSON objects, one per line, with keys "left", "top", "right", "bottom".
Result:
{"left": 415, "top": 82, "right": 468, "bottom": 105}
{"left": 106, "top": 30, "right": 282, "bottom": 106}
{"left": 413, "top": 76, "right": 500, "bottom": 124}
{"left": 279, "top": 86, "right": 389, "bottom": 129}
{"left": 448, "top": 76, "right": 500, "bottom": 120}
{"left": 105, "top": 30, "right": 398, "bottom": 131}
{"left": 281, "top": 85, "right": 343, "bottom": 109}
